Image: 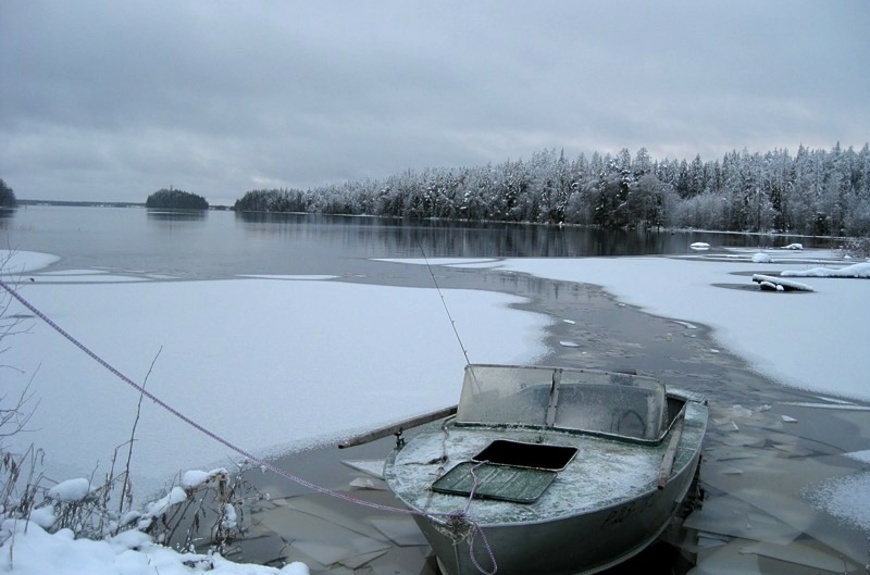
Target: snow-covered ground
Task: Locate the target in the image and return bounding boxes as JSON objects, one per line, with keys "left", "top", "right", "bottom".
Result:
{"left": 1, "top": 518, "right": 310, "bottom": 575}
{"left": 1, "top": 246, "right": 868, "bottom": 574}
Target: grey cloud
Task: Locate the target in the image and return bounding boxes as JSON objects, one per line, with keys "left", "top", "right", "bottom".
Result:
{"left": 1, "top": 0, "right": 868, "bottom": 204}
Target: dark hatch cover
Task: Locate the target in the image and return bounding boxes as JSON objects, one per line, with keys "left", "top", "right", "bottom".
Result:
{"left": 431, "top": 461, "right": 557, "bottom": 504}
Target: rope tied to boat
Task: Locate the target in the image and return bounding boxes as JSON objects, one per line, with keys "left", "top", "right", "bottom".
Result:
{"left": 0, "top": 278, "right": 500, "bottom": 574}
{"left": 442, "top": 462, "right": 499, "bottom": 574}
{"left": 444, "top": 511, "right": 498, "bottom": 575}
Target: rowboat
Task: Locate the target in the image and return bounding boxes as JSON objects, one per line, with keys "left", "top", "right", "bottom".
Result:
{"left": 381, "top": 364, "right": 708, "bottom": 575}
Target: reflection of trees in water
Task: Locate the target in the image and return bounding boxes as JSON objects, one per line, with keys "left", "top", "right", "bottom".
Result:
{"left": 146, "top": 209, "right": 208, "bottom": 222}
{"left": 0, "top": 209, "right": 15, "bottom": 229}
{"left": 234, "top": 211, "right": 834, "bottom": 258}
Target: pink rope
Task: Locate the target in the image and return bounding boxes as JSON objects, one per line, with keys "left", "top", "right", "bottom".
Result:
{"left": 0, "top": 278, "right": 498, "bottom": 572}
{"left": 466, "top": 463, "right": 498, "bottom": 574}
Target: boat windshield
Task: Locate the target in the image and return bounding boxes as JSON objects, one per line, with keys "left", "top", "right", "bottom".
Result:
{"left": 455, "top": 365, "right": 668, "bottom": 441}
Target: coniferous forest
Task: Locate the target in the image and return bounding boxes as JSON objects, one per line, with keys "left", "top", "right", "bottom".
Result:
{"left": 235, "top": 144, "right": 870, "bottom": 238}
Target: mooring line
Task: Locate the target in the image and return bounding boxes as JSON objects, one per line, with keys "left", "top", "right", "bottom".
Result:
{"left": 417, "top": 242, "right": 474, "bottom": 368}
{"left": 417, "top": 242, "right": 484, "bottom": 393}
{"left": 0, "top": 278, "right": 497, "bottom": 572}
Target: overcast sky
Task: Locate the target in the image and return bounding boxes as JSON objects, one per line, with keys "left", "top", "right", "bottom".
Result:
{"left": 2, "top": 1, "right": 868, "bottom": 205}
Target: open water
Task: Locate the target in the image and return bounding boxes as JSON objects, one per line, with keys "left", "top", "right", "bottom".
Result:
{"left": 0, "top": 205, "right": 836, "bottom": 277}
{"left": 2, "top": 206, "right": 867, "bottom": 574}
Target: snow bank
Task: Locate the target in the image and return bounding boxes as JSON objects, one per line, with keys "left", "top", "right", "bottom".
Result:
{"left": 0, "top": 519, "right": 309, "bottom": 575}
{"left": 782, "top": 261, "right": 870, "bottom": 278}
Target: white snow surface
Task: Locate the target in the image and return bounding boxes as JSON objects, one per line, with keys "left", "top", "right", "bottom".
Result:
{"left": 0, "top": 250, "right": 60, "bottom": 275}
{"left": 46, "top": 478, "right": 91, "bottom": 503}
{"left": 0, "top": 518, "right": 310, "bottom": 575}
{"left": 2, "top": 247, "right": 869, "bottom": 574}
{"left": 181, "top": 468, "right": 227, "bottom": 490}
{"left": 782, "top": 261, "right": 870, "bottom": 278}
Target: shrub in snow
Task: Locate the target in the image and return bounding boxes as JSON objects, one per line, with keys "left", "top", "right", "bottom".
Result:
{"left": 221, "top": 503, "right": 238, "bottom": 530}
{"left": 840, "top": 235, "right": 870, "bottom": 260}
{"left": 131, "top": 465, "right": 262, "bottom": 554}
{"left": 2, "top": 441, "right": 264, "bottom": 558}
{"left": 137, "top": 486, "right": 189, "bottom": 531}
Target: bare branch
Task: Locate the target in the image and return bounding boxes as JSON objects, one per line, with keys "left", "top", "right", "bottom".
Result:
{"left": 118, "top": 347, "right": 163, "bottom": 516}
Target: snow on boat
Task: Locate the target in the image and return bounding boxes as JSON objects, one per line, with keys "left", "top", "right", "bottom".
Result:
{"left": 382, "top": 364, "right": 708, "bottom": 575}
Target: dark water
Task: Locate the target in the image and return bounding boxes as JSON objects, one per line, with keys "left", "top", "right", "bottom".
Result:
{"left": 0, "top": 206, "right": 836, "bottom": 278}
{"left": 2, "top": 206, "right": 866, "bottom": 574}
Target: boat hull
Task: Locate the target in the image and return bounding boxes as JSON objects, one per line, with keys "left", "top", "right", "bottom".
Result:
{"left": 414, "top": 447, "right": 701, "bottom": 575}
{"left": 381, "top": 366, "right": 708, "bottom": 575}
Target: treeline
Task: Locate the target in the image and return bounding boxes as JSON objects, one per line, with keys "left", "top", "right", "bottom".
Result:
{"left": 235, "top": 144, "right": 870, "bottom": 237}
{"left": 146, "top": 188, "right": 208, "bottom": 210}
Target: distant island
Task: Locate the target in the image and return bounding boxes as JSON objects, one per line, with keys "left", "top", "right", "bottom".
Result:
{"left": 0, "top": 178, "right": 17, "bottom": 208}
{"left": 145, "top": 188, "right": 209, "bottom": 210}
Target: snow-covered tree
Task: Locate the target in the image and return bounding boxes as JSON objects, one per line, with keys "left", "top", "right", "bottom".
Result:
{"left": 230, "top": 143, "right": 869, "bottom": 237}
